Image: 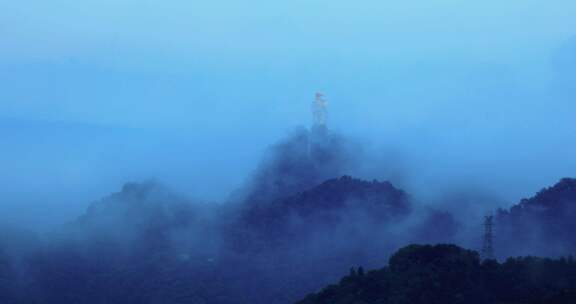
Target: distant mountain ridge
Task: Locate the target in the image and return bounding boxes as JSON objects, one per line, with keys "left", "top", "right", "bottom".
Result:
{"left": 241, "top": 175, "right": 411, "bottom": 227}
{"left": 230, "top": 175, "right": 458, "bottom": 256}
{"left": 9, "top": 175, "right": 576, "bottom": 303}
{"left": 496, "top": 178, "right": 576, "bottom": 257}
{"left": 506, "top": 178, "right": 576, "bottom": 212}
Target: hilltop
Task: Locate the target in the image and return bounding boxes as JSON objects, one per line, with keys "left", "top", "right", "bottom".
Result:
{"left": 297, "top": 244, "right": 576, "bottom": 304}
{"left": 496, "top": 178, "right": 576, "bottom": 257}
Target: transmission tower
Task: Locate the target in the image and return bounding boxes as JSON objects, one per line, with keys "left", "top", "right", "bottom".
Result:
{"left": 313, "top": 92, "right": 328, "bottom": 127}
{"left": 481, "top": 215, "right": 495, "bottom": 260}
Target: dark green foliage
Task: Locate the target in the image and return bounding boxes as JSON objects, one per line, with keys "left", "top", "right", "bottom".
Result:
{"left": 297, "top": 244, "right": 576, "bottom": 304}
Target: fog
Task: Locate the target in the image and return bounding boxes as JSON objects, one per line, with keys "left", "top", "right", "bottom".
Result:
{"left": 1, "top": 0, "right": 576, "bottom": 233}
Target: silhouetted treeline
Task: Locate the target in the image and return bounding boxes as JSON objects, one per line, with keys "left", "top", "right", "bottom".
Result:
{"left": 496, "top": 178, "right": 576, "bottom": 257}
{"left": 297, "top": 244, "right": 576, "bottom": 304}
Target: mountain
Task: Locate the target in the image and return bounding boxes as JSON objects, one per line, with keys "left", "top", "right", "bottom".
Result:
{"left": 77, "top": 181, "right": 195, "bottom": 227}
{"left": 227, "top": 174, "right": 459, "bottom": 283}
{"left": 238, "top": 127, "right": 358, "bottom": 205}
{"left": 59, "top": 181, "right": 204, "bottom": 252}
{"left": 239, "top": 176, "right": 412, "bottom": 241}
{"left": 297, "top": 244, "right": 576, "bottom": 304}
{"left": 496, "top": 178, "right": 576, "bottom": 257}
{"left": 6, "top": 176, "right": 457, "bottom": 304}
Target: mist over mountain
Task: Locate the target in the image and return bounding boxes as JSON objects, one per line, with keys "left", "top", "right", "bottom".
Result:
{"left": 0, "top": 127, "right": 454, "bottom": 303}
{"left": 237, "top": 176, "right": 410, "bottom": 243}
{"left": 2, "top": 0, "right": 576, "bottom": 302}
{"left": 1, "top": 126, "right": 576, "bottom": 303}
{"left": 237, "top": 127, "right": 358, "bottom": 205}
{"left": 495, "top": 178, "right": 576, "bottom": 258}
{"left": 60, "top": 181, "right": 220, "bottom": 259}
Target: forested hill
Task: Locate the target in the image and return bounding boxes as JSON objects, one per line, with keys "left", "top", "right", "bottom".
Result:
{"left": 238, "top": 176, "right": 412, "bottom": 240}
{"left": 297, "top": 244, "right": 576, "bottom": 304}
{"left": 496, "top": 178, "right": 576, "bottom": 257}
{"left": 5, "top": 176, "right": 576, "bottom": 303}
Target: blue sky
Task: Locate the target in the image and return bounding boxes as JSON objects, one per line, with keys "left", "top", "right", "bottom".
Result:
{"left": 1, "top": 0, "right": 576, "bottom": 230}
